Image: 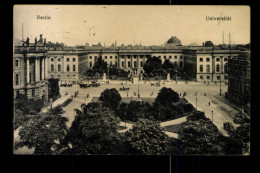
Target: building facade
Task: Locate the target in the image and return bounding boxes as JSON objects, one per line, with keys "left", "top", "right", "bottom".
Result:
{"left": 227, "top": 51, "right": 251, "bottom": 113}
{"left": 13, "top": 46, "right": 49, "bottom": 103}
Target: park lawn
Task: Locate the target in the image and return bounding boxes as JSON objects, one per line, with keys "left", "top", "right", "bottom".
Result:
{"left": 163, "top": 123, "right": 185, "bottom": 133}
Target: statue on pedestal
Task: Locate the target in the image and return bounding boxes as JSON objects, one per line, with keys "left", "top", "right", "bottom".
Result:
{"left": 167, "top": 73, "right": 171, "bottom": 82}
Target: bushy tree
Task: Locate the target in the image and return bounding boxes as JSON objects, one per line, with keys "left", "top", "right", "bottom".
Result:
{"left": 124, "top": 119, "right": 174, "bottom": 155}
{"left": 162, "top": 59, "right": 176, "bottom": 77}
{"left": 143, "top": 57, "right": 162, "bottom": 76}
{"left": 92, "top": 56, "right": 108, "bottom": 75}
{"left": 64, "top": 103, "right": 124, "bottom": 154}
{"left": 99, "top": 88, "right": 121, "bottom": 111}
{"left": 15, "top": 105, "right": 69, "bottom": 155}
{"left": 154, "top": 87, "right": 180, "bottom": 106}
{"left": 48, "top": 78, "right": 60, "bottom": 100}
{"left": 124, "top": 101, "right": 153, "bottom": 122}
{"left": 178, "top": 114, "right": 224, "bottom": 155}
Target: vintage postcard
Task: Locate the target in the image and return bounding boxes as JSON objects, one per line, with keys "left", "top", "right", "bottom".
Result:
{"left": 13, "top": 5, "right": 250, "bottom": 155}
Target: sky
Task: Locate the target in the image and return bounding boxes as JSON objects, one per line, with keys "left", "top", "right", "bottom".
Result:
{"left": 13, "top": 5, "right": 250, "bottom": 46}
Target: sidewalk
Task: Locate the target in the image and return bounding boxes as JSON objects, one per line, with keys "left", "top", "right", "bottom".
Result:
{"left": 160, "top": 116, "right": 187, "bottom": 127}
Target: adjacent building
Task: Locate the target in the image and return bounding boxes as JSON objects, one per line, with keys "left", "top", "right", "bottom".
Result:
{"left": 227, "top": 51, "right": 251, "bottom": 114}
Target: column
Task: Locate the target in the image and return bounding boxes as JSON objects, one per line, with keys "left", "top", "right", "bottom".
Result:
{"left": 42, "top": 57, "right": 45, "bottom": 79}
{"left": 35, "top": 58, "right": 38, "bottom": 82}
{"left": 27, "top": 57, "right": 30, "bottom": 84}
{"left": 45, "top": 57, "right": 48, "bottom": 79}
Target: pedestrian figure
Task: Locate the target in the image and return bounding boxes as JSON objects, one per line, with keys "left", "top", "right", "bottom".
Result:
{"left": 209, "top": 102, "right": 211, "bottom": 106}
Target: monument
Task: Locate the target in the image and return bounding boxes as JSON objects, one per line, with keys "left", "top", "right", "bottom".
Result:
{"left": 167, "top": 73, "right": 171, "bottom": 82}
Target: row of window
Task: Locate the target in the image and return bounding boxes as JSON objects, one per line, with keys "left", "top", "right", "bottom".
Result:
{"left": 51, "top": 75, "right": 76, "bottom": 79}
{"left": 50, "top": 57, "right": 76, "bottom": 62}
{"left": 199, "top": 75, "right": 228, "bottom": 80}
{"left": 199, "top": 64, "right": 227, "bottom": 73}
{"left": 50, "top": 64, "right": 76, "bottom": 72}
{"left": 199, "top": 57, "right": 228, "bottom": 62}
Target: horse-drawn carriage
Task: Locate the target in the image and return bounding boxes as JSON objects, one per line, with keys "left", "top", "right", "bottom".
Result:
{"left": 150, "top": 82, "right": 160, "bottom": 87}
{"left": 91, "top": 81, "right": 100, "bottom": 87}
{"left": 119, "top": 87, "right": 130, "bottom": 91}
{"left": 60, "top": 83, "right": 73, "bottom": 87}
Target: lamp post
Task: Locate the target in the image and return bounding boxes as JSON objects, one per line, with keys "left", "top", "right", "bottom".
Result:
{"left": 138, "top": 73, "right": 140, "bottom": 98}
{"left": 196, "top": 97, "right": 197, "bottom": 110}
{"left": 220, "top": 71, "right": 223, "bottom": 96}
{"left": 211, "top": 110, "right": 214, "bottom": 122}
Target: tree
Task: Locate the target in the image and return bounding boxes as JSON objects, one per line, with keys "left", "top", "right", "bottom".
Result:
{"left": 92, "top": 56, "right": 108, "bottom": 75}
{"left": 15, "top": 105, "right": 69, "bottom": 155}
{"left": 124, "top": 101, "right": 152, "bottom": 122}
{"left": 124, "top": 119, "right": 174, "bottom": 155}
{"left": 99, "top": 88, "right": 121, "bottom": 111}
{"left": 162, "top": 59, "right": 176, "bottom": 77}
{"left": 178, "top": 114, "right": 224, "bottom": 155}
{"left": 64, "top": 103, "right": 124, "bottom": 154}
{"left": 154, "top": 87, "right": 180, "bottom": 106}
{"left": 48, "top": 78, "right": 60, "bottom": 100}
{"left": 143, "top": 57, "right": 162, "bottom": 76}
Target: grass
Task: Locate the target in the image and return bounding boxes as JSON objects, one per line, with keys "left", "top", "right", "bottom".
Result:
{"left": 163, "top": 123, "right": 185, "bottom": 133}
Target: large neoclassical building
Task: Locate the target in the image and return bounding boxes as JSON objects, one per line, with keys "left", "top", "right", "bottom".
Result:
{"left": 14, "top": 36, "right": 248, "bottom": 101}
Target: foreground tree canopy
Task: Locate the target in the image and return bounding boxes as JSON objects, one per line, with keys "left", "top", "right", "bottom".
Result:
{"left": 15, "top": 106, "right": 68, "bottom": 155}
{"left": 99, "top": 88, "right": 122, "bottom": 111}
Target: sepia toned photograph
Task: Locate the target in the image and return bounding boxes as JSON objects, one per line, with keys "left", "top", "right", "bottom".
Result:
{"left": 13, "top": 5, "right": 250, "bottom": 155}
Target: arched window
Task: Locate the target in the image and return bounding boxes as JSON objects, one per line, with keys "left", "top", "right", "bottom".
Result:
{"left": 90, "top": 62, "right": 92, "bottom": 67}
{"left": 140, "top": 61, "right": 143, "bottom": 67}
{"left": 224, "top": 64, "right": 228, "bottom": 73}
{"left": 128, "top": 61, "right": 131, "bottom": 67}
{"left": 51, "top": 64, "right": 54, "bottom": 72}
{"left": 67, "top": 64, "right": 70, "bottom": 72}
{"left": 15, "top": 74, "right": 19, "bottom": 85}
{"left": 200, "top": 65, "right": 203, "bottom": 72}
{"left": 58, "top": 64, "right": 61, "bottom": 71}
{"left": 216, "top": 64, "right": 220, "bottom": 72}
{"left": 73, "top": 65, "right": 76, "bottom": 71}
{"left": 206, "top": 65, "right": 210, "bottom": 73}
{"left": 134, "top": 61, "right": 137, "bottom": 68}
{"left": 122, "top": 61, "right": 124, "bottom": 67}
{"left": 180, "top": 61, "right": 183, "bottom": 68}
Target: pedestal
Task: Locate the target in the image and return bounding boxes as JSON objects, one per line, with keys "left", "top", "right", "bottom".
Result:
{"left": 132, "top": 75, "right": 139, "bottom": 84}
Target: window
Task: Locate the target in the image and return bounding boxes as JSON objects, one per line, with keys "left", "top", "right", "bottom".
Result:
{"left": 95, "top": 56, "right": 97, "bottom": 59}
{"left": 200, "top": 76, "right": 203, "bottom": 80}
{"left": 51, "top": 64, "right": 54, "bottom": 72}
{"left": 58, "top": 75, "right": 61, "bottom": 78}
{"left": 67, "top": 75, "right": 69, "bottom": 79}
{"left": 180, "top": 61, "right": 183, "bottom": 68}
{"left": 73, "top": 75, "right": 75, "bottom": 79}
{"left": 169, "top": 56, "right": 172, "bottom": 59}
{"left": 15, "top": 74, "right": 19, "bottom": 85}
{"left": 224, "top": 58, "right": 227, "bottom": 61}
{"left": 15, "top": 60, "right": 19, "bottom": 67}
{"left": 73, "top": 58, "right": 76, "bottom": 62}
{"left": 140, "top": 61, "right": 143, "bottom": 67}
{"left": 206, "top": 58, "right": 210, "bottom": 62}
{"left": 66, "top": 58, "right": 70, "bottom": 62}
{"left": 110, "top": 56, "right": 112, "bottom": 59}
{"left": 200, "top": 65, "right": 203, "bottom": 72}
{"left": 51, "top": 75, "right": 54, "bottom": 79}
{"left": 115, "top": 62, "right": 117, "bottom": 66}
{"left": 58, "top": 64, "right": 61, "bottom": 72}
{"left": 128, "top": 56, "right": 130, "bottom": 59}
{"left": 32, "top": 89, "right": 35, "bottom": 96}
{"left": 73, "top": 65, "right": 76, "bottom": 72}
{"left": 216, "top": 64, "right": 220, "bottom": 72}
{"left": 207, "top": 76, "right": 210, "bottom": 80}
{"left": 110, "top": 62, "right": 112, "bottom": 66}
{"left": 206, "top": 65, "right": 210, "bottom": 73}
{"left": 217, "top": 76, "right": 220, "bottom": 80}
{"left": 224, "top": 75, "right": 228, "bottom": 80}
{"left": 16, "top": 90, "right": 20, "bottom": 97}
{"left": 51, "top": 58, "right": 54, "bottom": 62}
{"left": 224, "top": 64, "right": 228, "bottom": 73}
{"left": 128, "top": 61, "right": 131, "bottom": 67}
{"left": 67, "top": 64, "right": 70, "bottom": 72}
{"left": 174, "top": 56, "right": 177, "bottom": 59}
{"left": 89, "top": 56, "right": 92, "bottom": 59}
{"left": 200, "top": 58, "right": 203, "bottom": 62}
{"left": 134, "top": 61, "right": 137, "bottom": 68}
{"left": 115, "top": 56, "right": 118, "bottom": 59}
{"left": 164, "top": 56, "right": 166, "bottom": 59}
{"left": 122, "top": 61, "right": 125, "bottom": 67}
{"left": 216, "top": 58, "right": 220, "bottom": 62}
{"left": 58, "top": 58, "right": 61, "bottom": 62}
{"left": 90, "top": 62, "right": 92, "bottom": 67}
{"left": 180, "top": 55, "right": 183, "bottom": 59}
{"left": 105, "top": 56, "right": 107, "bottom": 59}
